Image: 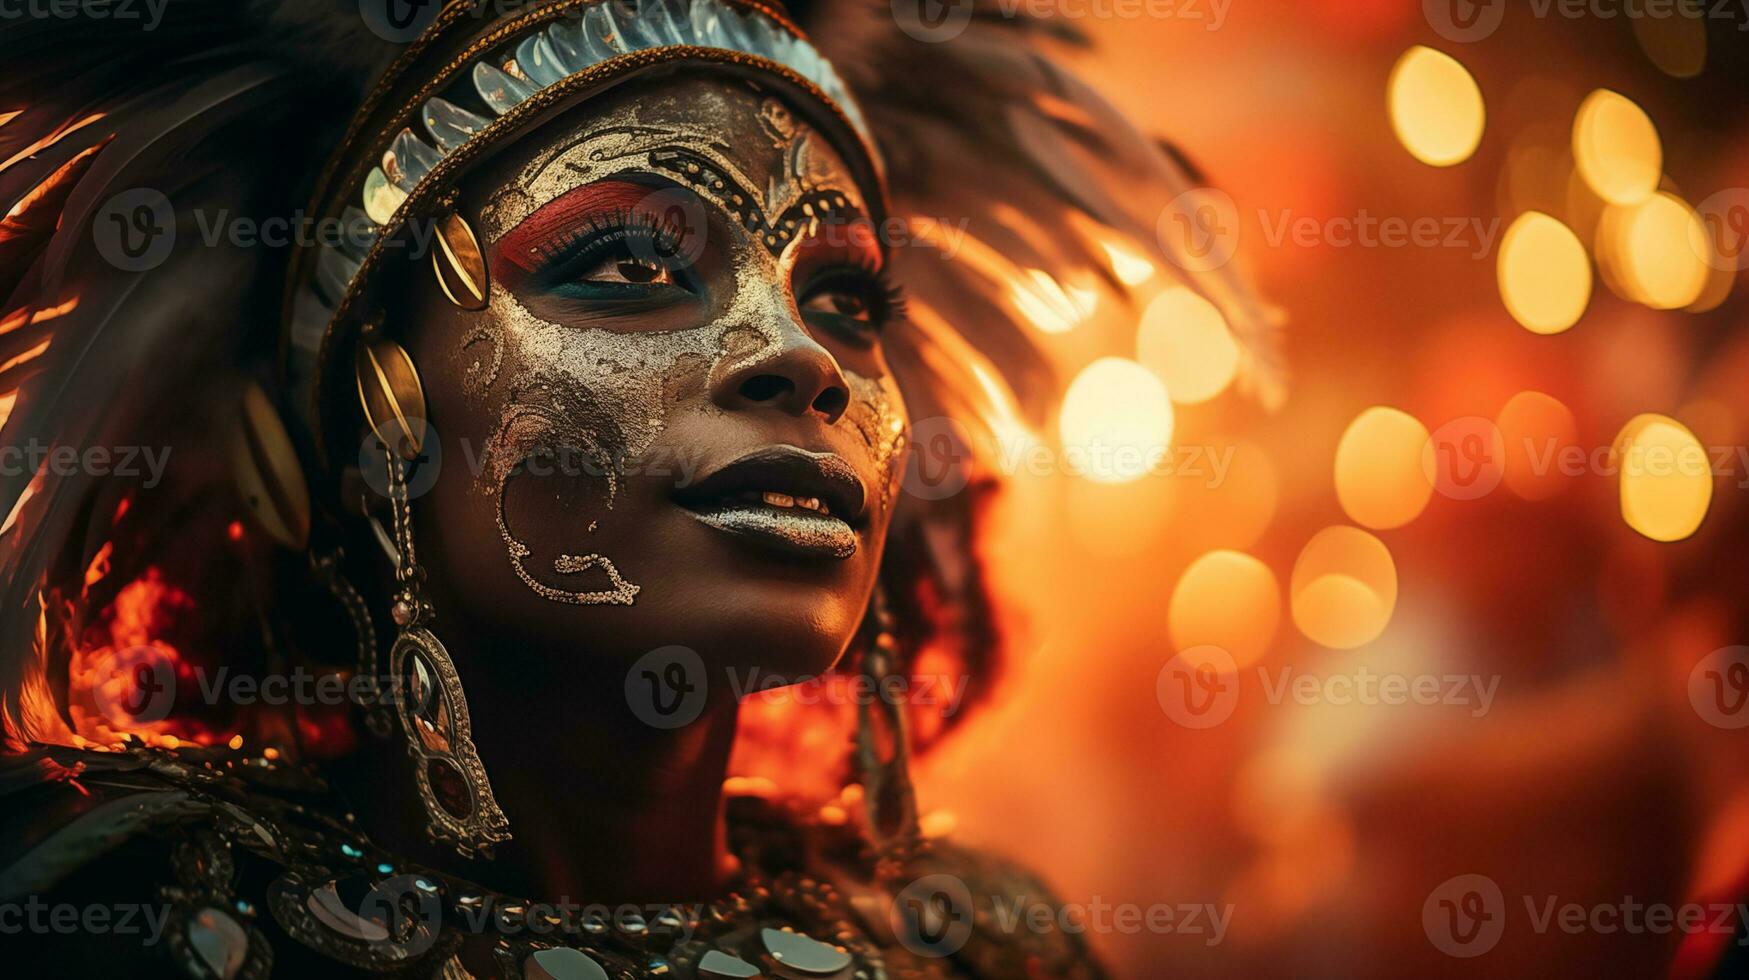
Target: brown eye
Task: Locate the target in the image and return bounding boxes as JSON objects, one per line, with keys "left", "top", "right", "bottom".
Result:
{"left": 580, "top": 254, "right": 673, "bottom": 286}
{"left": 799, "top": 290, "right": 870, "bottom": 322}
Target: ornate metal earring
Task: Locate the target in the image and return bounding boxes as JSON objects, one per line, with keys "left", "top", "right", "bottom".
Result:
{"left": 431, "top": 205, "right": 489, "bottom": 310}
{"left": 377, "top": 443, "right": 511, "bottom": 858}
{"left": 855, "top": 584, "right": 920, "bottom": 873}
{"left": 355, "top": 338, "right": 508, "bottom": 857}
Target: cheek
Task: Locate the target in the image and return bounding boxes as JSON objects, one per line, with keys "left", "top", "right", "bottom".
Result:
{"left": 844, "top": 369, "right": 909, "bottom": 515}
{"left": 456, "top": 285, "right": 735, "bottom": 605}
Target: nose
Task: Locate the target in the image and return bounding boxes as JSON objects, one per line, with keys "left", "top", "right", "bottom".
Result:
{"left": 711, "top": 319, "right": 851, "bottom": 424}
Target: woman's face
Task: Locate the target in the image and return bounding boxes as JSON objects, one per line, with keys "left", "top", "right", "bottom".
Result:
{"left": 397, "top": 75, "right": 908, "bottom": 688}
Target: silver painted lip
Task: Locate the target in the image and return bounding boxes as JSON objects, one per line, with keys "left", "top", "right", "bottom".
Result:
{"left": 684, "top": 501, "right": 858, "bottom": 560}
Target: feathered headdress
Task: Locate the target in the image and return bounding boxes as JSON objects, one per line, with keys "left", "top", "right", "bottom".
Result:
{"left": 0, "top": 0, "right": 1277, "bottom": 760}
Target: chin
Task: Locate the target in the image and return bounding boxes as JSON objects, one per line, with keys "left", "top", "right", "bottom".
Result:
{"left": 671, "top": 570, "right": 864, "bottom": 682}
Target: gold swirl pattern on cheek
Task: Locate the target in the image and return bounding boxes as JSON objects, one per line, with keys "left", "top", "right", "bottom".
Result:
{"left": 478, "top": 283, "right": 726, "bottom": 606}
{"left": 845, "top": 369, "right": 908, "bottom": 513}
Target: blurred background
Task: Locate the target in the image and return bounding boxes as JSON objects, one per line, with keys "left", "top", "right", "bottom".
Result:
{"left": 888, "top": 1, "right": 1749, "bottom": 977}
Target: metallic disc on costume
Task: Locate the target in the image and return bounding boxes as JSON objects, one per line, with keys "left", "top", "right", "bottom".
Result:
{"left": 523, "top": 946, "right": 611, "bottom": 980}
{"left": 432, "top": 210, "right": 490, "bottom": 310}
{"left": 354, "top": 337, "right": 428, "bottom": 460}
{"left": 697, "top": 949, "right": 763, "bottom": 978}
{"left": 307, "top": 883, "right": 390, "bottom": 942}
{"left": 760, "top": 928, "right": 852, "bottom": 976}
{"left": 188, "top": 906, "right": 250, "bottom": 978}
{"left": 230, "top": 382, "right": 312, "bottom": 550}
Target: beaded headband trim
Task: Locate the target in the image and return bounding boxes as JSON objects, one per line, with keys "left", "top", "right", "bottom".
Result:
{"left": 283, "top": 0, "right": 883, "bottom": 462}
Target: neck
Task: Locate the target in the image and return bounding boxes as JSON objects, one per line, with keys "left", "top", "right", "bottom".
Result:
{"left": 332, "top": 636, "right": 740, "bottom": 905}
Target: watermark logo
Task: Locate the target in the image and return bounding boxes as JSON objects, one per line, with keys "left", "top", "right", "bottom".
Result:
{"left": 1423, "top": 873, "right": 1506, "bottom": 957}
{"left": 93, "top": 188, "right": 175, "bottom": 272}
{"left": 625, "top": 645, "right": 708, "bottom": 729}
{"left": 1157, "top": 188, "right": 1240, "bottom": 273}
{"left": 901, "top": 416, "right": 974, "bottom": 501}
{"left": 1694, "top": 188, "right": 1749, "bottom": 273}
{"left": 0, "top": 0, "right": 170, "bottom": 31}
{"left": 90, "top": 644, "right": 177, "bottom": 728}
{"left": 892, "top": 0, "right": 975, "bottom": 42}
{"left": 627, "top": 187, "right": 710, "bottom": 270}
{"left": 359, "top": 0, "right": 444, "bottom": 43}
{"left": 1156, "top": 645, "right": 1240, "bottom": 729}
{"left": 356, "top": 874, "right": 443, "bottom": 960}
{"left": 1427, "top": 415, "right": 1505, "bottom": 501}
{"left": 1424, "top": 0, "right": 1507, "bottom": 42}
{"left": 1690, "top": 646, "right": 1749, "bottom": 730}
{"left": 358, "top": 429, "right": 443, "bottom": 502}
{"left": 892, "top": 874, "right": 976, "bottom": 957}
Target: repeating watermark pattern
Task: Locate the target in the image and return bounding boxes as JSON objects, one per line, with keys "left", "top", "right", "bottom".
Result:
{"left": 0, "top": 0, "right": 168, "bottom": 29}
{"left": 1157, "top": 188, "right": 1241, "bottom": 273}
{"left": 1426, "top": 0, "right": 1749, "bottom": 43}
{"left": 1693, "top": 188, "right": 1749, "bottom": 272}
{"left": 93, "top": 188, "right": 175, "bottom": 272}
{"left": 625, "top": 645, "right": 709, "bottom": 729}
{"left": 358, "top": 420, "right": 1248, "bottom": 511}
{"left": 93, "top": 185, "right": 970, "bottom": 274}
{"left": 0, "top": 441, "right": 172, "bottom": 488}
{"left": 1423, "top": 874, "right": 1507, "bottom": 957}
{"left": 1157, "top": 192, "right": 1504, "bottom": 271}
{"left": 889, "top": 874, "right": 1231, "bottom": 958}
{"left": 1157, "top": 648, "right": 1502, "bottom": 729}
{"left": 358, "top": 0, "right": 445, "bottom": 43}
{"left": 0, "top": 898, "right": 171, "bottom": 943}
{"left": 1690, "top": 646, "right": 1749, "bottom": 730}
{"left": 893, "top": 0, "right": 1229, "bottom": 42}
{"left": 1254, "top": 210, "right": 1502, "bottom": 260}
{"left": 891, "top": 0, "right": 977, "bottom": 42}
{"left": 625, "top": 646, "right": 972, "bottom": 729}
{"left": 1424, "top": 874, "right": 1749, "bottom": 957}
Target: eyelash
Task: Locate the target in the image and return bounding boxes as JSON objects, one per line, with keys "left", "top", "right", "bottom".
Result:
{"left": 529, "top": 207, "right": 690, "bottom": 286}
{"left": 800, "top": 260, "right": 908, "bottom": 332}
{"left": 519, "top": 209, "right": 908, "bottom": 330}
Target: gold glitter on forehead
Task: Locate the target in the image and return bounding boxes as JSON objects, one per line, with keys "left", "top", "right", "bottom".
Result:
{"left": 478, "top": 82, "right": 867, "bottom": 255}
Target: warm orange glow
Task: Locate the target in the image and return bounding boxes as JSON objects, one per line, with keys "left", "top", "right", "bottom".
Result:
{"left": 1169, "top": 550, "right": 1280, "bottom": 666}
{"left": 1387, "top": 46, "right": 1484, "bottom": 167}
{"left": 1603, "top": 191, "right": 1711, "bottom": 309}
{"left": 1573, "top": 89, "right": 1661, "bottom": 205}
{"left": 1137, "top": 286, "right": 1240, "bottom": 404}
{"left": 0, "top": 112, "right": 105, "bottom": 192}
{"left": 1498, "top": 212, "right": 1591, "bottom": 334}
{"left": 82, "top": 541, "right": 113, "bottom": 591}
{"left": 1497, "top": 391, "right": 1578, "bottom": 501}
{"left": 1334, "top": 407, "right": 1432, "bottom": 529}
{"left": 1058, "top": 357, "right": 1174, "bottom": 484}
{"left": 1614, "top": 413, "right": 1711, "bottom": 542}
{"left": 1290, "top": 527, "right": 1398, "bottom": 649}
{"left": 1095, "top": 230, "right": 1157, "bottom": 287}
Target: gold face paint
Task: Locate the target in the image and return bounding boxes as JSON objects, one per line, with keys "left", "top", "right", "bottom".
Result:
{"left": 460, "top": 79, "right": 898, "bottom": 607}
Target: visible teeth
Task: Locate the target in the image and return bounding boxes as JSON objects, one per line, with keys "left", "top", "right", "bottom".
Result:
{"left": 740, "top": 491, "right": 832, "bottom": 516}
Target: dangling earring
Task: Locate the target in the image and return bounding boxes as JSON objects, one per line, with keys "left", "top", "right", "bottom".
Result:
{"left": 855, "top": 583, "right": 920, "bottom": 874}
{"left": 355, "top": 333, "right": 509, "bottom": 857}
{"left": 377, "top": 443, "right": 511, "bottom": 857}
